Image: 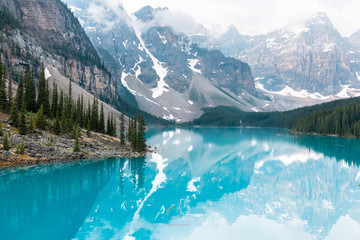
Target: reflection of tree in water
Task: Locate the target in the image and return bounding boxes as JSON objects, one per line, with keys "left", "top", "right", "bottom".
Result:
{"left": 0, "top": 159, "right": 117, "bottom": 240}
{"left": 118, "top": 157, "right": 146, "bottom": 195}
{"left": 295, "top": 135, "right": 360, "bottom": 167}
{"left": 130, "top": 157, "right": 146, "bottom": 191}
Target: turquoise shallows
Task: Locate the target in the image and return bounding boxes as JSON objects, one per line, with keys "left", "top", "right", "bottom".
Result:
{"left": 1, "top": 128, "right": 360, "bottom": 240}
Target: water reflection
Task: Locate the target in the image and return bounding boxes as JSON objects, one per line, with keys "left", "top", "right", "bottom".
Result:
{"left": 1, "top": 128, "right": 360, "bottom": 240}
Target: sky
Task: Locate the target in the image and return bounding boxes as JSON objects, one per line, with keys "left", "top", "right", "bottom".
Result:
{"left": 121, "top": 0, "right": 360, "bottom": 36}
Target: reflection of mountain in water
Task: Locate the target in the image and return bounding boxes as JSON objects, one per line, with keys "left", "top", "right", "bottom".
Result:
{"left": 0, "top": 160, "right": 117, "bottom": 240}
{"left": 2, "top": 128, "right": 359, "bottom": 240}
{"left": 147, "top": 128, "right": 360, "bottom": 240}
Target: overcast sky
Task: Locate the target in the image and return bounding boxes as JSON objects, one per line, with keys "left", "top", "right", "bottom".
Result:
{"left": 121, "top": 0, "right": 360, "bottom": 36}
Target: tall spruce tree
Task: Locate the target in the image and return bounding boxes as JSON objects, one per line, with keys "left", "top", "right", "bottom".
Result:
{"left": 16, "top": 73, "right": 24, "bottom": 110}
{"left": 9, "top": 101, "right": 18, "bottom": 127}
{"left": 106, "top": 112, "right": 111, "bottom": 135}
{"left": 131, "top": 116, "right": 137, "bottom": 150}
{"left": 2, "top": 132, "right": 10, "bottom": 151}
{"left": 73, "top": 125, "right": 80, "bottom": 152}
{"left": 24, "top": 65, "right": 36, "bottom": 112}
{"left": 111, "top": 114, "right": 116, "bottom": 137}
{"left": 0, "top": 62, "right": 7, "bottom": 112}
{"left": 91, "top": 97, "right": 99, "bottom": 131}
{"left": 58, "top": 90, "right": 64, "bottom": 118}
{"left": 99, "top": 103, "right": 105, "bottom": 133}
{"left": 7, "top": 73, "right": 12, "bottom": 111}
{"left": 120, "top": 109, "right": 125, "bottom": 146}
{"left": 18, "top": 96, "right": 27, "bottom": 135}
{"left": 54, "top": 112, "right": 61, "bottom": 135}
{"left": 36, "top": 104, "right": 46, "bottom": 130}
{"left": 136, "top": 115, "right": 146, "bottom": 152}
{"left": 36, "top": 64, "right": 49, "bottom": 115}
{"left": 51, "top": 82, "right": 58, "bottom": 119}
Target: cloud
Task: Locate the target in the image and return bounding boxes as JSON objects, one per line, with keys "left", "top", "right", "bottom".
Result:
{"left": 153, "top": 9, "right": 208, "bottom": 36}
{"left": 84, "top": 0, "right": 132, "bottom": 30}
{"left": 121, "top": 0, "right": 360, "bottom": 36}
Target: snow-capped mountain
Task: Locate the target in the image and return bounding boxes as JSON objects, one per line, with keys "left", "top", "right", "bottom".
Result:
{"left": 61, "top": 1, "right": 265, "bottom": 122}
{"left": 205, "top": 13, "right": 360, "bottom": 98}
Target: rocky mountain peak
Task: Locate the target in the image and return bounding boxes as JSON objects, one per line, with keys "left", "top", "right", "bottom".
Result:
{"left": 306, "top": 12, "right": 333, "bottom": 28}
{"left": 133, "top": 5, "right": 168, "bottom": 22}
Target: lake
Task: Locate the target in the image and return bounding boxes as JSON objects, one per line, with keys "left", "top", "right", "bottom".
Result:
{"left": 1, "top": 128, "right": 360, "bottom": 240}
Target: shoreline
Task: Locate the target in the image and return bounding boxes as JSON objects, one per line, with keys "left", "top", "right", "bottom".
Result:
{"left": 0, "top": 127, "right": 149, "bottom": 169}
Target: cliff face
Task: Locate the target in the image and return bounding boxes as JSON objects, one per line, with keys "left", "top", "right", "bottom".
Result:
{"left": 0, "top": 0, "right": 113, "bottom": 97}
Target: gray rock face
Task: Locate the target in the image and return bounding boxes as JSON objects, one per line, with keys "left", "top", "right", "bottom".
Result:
{"left": 204, "top": 13, "right": 360, "bottom": 96}
{"left": 0, "top": 0, "right": 113, "bottom": 100}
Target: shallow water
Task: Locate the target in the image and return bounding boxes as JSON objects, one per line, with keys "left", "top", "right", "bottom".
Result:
{"left": 1, "top": 128, "right": 360, "bottom": 240}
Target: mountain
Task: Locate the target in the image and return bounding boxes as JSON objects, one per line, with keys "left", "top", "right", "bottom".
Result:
{"left": 0, "top": 0, "right": 170, "bottom": 125}
{"left": 205, "top": 13, "right": 360, "bottom": 98}
{"left": 62, "top": 1, "right": 263, "bottom": 122}
{"left": 0, "top": 0, "right": 115, "bottom": 98}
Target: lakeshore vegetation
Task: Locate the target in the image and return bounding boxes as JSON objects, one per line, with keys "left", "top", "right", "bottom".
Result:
{"left": 0, "top": 56, "right": 147, "bottom": 154}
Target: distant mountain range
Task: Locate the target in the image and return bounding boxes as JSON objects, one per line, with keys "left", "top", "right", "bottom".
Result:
{"left": 203, "top": 13, "right": 360, "bottom": 98}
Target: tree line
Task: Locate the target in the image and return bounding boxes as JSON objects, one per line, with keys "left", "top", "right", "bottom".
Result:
{"left": 0, "top": 56, "right": 147, "bottom": 153}
{"left": 291, "top": 101, "right": 360, "bottom": 137}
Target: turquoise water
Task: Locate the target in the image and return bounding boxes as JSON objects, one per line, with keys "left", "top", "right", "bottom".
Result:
{"left": 1, "top": 128, "right": 360, "bottom": 240}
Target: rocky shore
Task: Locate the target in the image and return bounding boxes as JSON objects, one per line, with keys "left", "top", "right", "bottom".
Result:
{"left": 0, "top": 124, "right": 147, "bottom": 168}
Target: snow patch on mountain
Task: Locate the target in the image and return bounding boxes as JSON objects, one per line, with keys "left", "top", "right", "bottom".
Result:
{"left": 188, "top": 59, "right": 201, "bottom": 74}
{"left": 69, "top": 6, "right": 82, "bottom": 13}
{"left": 131, "top": 17, "right": 169, "bottom": 99}
{"left": 356, "top": 72, "right": 360, "bottom": 82}
{"left": 256, "top": 83, "right": 328, "bottom": 100}
{"left": 45, "top": 68, "right": 51, "bottom": 80}
{"left": 157, "top": 31, "right": 167, "bottom": 44}
{"left": 336, "top": 85, "right": 360, "bottom": 98}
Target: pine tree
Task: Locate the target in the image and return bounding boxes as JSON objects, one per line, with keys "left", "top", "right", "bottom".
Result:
{"left": 73, "top": 125, "right": 80, "bottom": 152}
{"left": 99, "top": 103, "right": 105, "bottom": 133}
{"left": 66, "top": 79, "right": 72, "bottom": 119}
{"left": 24, "top": 65, "right": 36, "bottom": 112}
{"left": 7, "top": 73, "right": 13, "bottom": 112}
{"left": 19, "top": 110, "right": 27, "bottom": 135}
{"left": 0, "top": 62, "right": 7, "bottom": 112}
{"left": 86, "top": 120, "right": 91, "bottom": 137}
{"left": 137, "top": 115, "right": 146, "bottom": 152}
{"left": 19, "top": 138, "right": 25, "bottom": 154}
{"left": 106, "top": 112, "right": 111, "bottom": 135}
{"left": 80, "top": 94, "right": 84, "bottom": 127}
{"left": 16, "top": 73, "right": 24, "bottom": 110}
{"left": 120, "top": 109, "right": 125, "bottom": 145}
{"left": 112, "top": 114, "right": 116, "bottom": 137}
{"left": 9, "top": 101, "right": 18, "bottom": 127}
{"left": 37, "top": 64, "right": 50, "bottom": 115}
{"left": 54, "top": 112, "right": 61, "bottom": 135}
{"left": 131, "top": 116, "right": 137, "bottom": 150}
{"left": 36, "top": 104, "right": 46, "bottom": 130}
{"left": 91, "top": 97, "right": 98, "bottom": 131}
{"left": 58, "top": 90, "right": 64, "bottom": 118}
{"left": 127, "top": 117, "right": 132, "bottom": 142}
{"left": 0, "top": 54, "right": 2, "bottom": 82}
{"left": 51, "top": 82, "right": 58, "bottom": 119}
{"left": 2, "top": 132, "right": 10, "bottom": 151}
{"left": 61, "top": 104, "right": 67, "bottom": 133}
